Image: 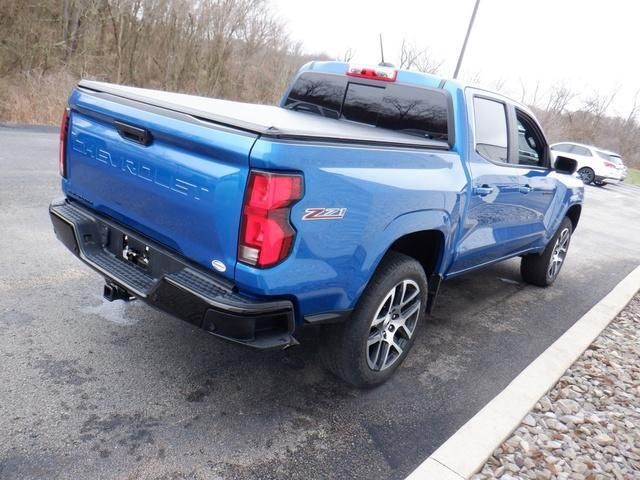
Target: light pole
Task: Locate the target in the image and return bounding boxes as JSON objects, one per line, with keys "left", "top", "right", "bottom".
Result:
{"left": 453, "top": 0, "right": 481, "bottom": 79}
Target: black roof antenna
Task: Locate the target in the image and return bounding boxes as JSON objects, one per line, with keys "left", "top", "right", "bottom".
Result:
{"left": 378, "top": 33, "right": 394, "bottom": 67}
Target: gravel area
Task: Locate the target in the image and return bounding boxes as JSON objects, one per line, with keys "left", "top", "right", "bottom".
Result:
{"left": 472, "top": 293, "right": 640, "bottom": 480}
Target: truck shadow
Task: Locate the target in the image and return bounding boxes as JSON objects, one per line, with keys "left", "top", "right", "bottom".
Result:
{"left": 27, "top": 247, "right": 637, "bottom": 479}
{"left": 67, "top": 258, "right": 531, "bottom": 476}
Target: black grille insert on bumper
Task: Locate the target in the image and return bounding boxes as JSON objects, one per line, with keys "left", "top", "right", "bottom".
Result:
{"left": 49, "top": 198, "right": 295, "bottom": 349}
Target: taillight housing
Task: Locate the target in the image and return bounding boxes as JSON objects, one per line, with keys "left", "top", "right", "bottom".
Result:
{"left": 59, "top": 107, "right": 70, "bottom": 178}
{"left": 238, "top": 170, "right": 303, "bottom": 268}
{"left": 604, "top": 161, "right": 616, "bottom": 168}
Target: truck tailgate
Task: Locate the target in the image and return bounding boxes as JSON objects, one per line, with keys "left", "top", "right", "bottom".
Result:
{"left": 64, "top": 87, "right": 258, "bottom": 280}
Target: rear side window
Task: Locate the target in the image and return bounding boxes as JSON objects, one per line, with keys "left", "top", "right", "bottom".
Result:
{"left": 551, "top": 143, "right": 573, "bottom": 153}
{"left": 473, "top": 97, "right": 508, "bottom": 163}
{"left": 572, "top": 145, "right": 592, "bottom": 156}
{"left": 284, "top": 72, "right": 451, "bottom": 142}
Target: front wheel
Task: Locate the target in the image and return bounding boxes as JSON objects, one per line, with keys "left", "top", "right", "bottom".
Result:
{"left": 521, "top": 217, "right": 573, "bottom": 286}
{"left": 320, "top": 252, "right": 427, "bottom": 388}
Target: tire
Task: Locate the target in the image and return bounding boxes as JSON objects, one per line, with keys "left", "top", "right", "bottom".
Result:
{"left": 320, "top": 251, "right": 427, "bottom": 388}
{"left": 577, "top": 167, "right": 595, "bottom": 184}
{"left": 521, "top": 217, "right": 573, "bottom": 287}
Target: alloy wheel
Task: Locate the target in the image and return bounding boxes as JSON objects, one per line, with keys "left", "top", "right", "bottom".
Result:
{"left": 548, "top": 227, "right": 570, "bottom": 280}
{"left": 366, "top": 279, "right": 421, "bottom": 371}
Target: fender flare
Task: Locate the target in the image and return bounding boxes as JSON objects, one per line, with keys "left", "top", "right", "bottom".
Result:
{"left": 354, "top": 209, "right": 452, "bottom": 302}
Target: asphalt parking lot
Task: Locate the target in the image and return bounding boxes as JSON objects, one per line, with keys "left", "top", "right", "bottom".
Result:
{"left": 1, "top": 126, "right": 640, "bottom": 480}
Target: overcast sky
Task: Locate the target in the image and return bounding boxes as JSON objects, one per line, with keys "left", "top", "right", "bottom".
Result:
{"left": 271, "top": 0, "right": 638, "bottom": 117}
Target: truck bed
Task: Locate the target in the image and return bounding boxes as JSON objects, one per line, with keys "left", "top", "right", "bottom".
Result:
{"left": 79, "top": 80, "right": 449, "bottom": 150}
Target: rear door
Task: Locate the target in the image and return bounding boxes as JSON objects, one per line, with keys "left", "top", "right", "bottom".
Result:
{"left": 449, "top": 90, "right": 555, "bottom": 275}
{"left": 64, "top": 87, "right": 258, "bottom": 280}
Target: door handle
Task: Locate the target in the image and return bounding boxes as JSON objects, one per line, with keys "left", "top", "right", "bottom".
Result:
{"left": 472, "top": 185, "right": 494, "bottom": 196}
{"left": 519, "top": 184, "right": 532, "bottom": 194}
{"left": 114, "top": 121, "right": 152, "bottom": 146}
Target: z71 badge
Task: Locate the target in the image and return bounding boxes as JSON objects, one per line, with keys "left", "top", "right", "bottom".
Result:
{"left": 302, "top": 207, "right": 347, "bottom": 220}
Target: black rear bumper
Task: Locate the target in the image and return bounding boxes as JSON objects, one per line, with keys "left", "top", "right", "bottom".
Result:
{"left": 49, "top": 198, "right": 296, "bottom": 349}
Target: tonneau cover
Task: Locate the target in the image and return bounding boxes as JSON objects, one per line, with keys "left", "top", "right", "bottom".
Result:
{"left": 78, "top": 80, "right": 449, "bottom": 150}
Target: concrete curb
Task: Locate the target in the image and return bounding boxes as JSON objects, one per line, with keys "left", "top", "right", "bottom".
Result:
{"left": 406, "top": 265, "right": 640, "bottom": 480}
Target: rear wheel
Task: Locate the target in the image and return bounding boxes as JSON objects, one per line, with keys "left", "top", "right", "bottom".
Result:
{"left": 578, "top": 167, "right": 595, "bottom": 184}
{"left": 320, "top": 252, "right": 427, "bottom": 387}
{"left": 521, "top": 217, "right": 573, "bottom": 287}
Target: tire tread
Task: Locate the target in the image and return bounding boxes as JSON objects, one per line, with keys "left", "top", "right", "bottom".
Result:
{"left": 320, "top": 251, "right": 427, "bottom": 387}
{"left": 521, "top": 217, "right": 573, "bottom": 287}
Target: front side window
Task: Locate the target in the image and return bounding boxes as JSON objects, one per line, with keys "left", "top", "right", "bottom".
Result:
{"left": 473, "top": 97, "right": 508, "bottom": 163}
{"left": 516, "top": 111, "right": 546, "bottom": 167}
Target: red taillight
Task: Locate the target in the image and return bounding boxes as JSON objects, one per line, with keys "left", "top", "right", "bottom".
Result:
{"left": 346, "top": 64, "right": 397, "bottom": 82}
{"left": 59, "top": 107, "right": 70, "bottom": 178}
{"left": 604, "top": 161, "right": 616, "bottom": 168}
{"left": 239, "top": 171, "right": 303, "bottom": 268}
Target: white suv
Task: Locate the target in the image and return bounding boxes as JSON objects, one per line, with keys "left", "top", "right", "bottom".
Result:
{"left": 550, "top": 142, "right": 625, "bottom": 185}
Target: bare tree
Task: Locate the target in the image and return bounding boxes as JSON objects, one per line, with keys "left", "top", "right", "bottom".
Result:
{"left": 544, "top": 83, "right": 576, "bottom": 115}
{"left": 582, "top": 90, "right": 618, "bottom": 131}
{"left": 491, "top": 78, "right": 505, "bottom": 93}
{"left": 1, "top": 0, "right": 640, "bottom": 169}
{"left": 463, "top": 70, "right": 482, "bottom": 85}
{"left": 398, "top": 39, "right": 443, "bottom": 74}
{"left": 340, "top": 48, "right": 354, "bottom": 63}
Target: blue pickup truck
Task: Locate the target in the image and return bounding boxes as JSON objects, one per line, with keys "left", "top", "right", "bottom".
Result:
{"left": 50, "top": 61, "right": 584, "bottom": 387}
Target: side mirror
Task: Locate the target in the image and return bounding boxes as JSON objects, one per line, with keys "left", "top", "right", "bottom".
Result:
{"left": 554, "top": 155, "right": 578, "bottom": 175}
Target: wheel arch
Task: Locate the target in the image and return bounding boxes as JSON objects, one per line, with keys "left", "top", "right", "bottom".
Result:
{"left": 350, "top": 210, "right": 452, "bottom": 315}
{"left": 566, "top": 203, "right": 582, "bottom": 231}
{"left": 387, "top": 229, "right": 446, "bottom": 278}
{"left": 382, "top": 228, "right": 448, "bottom": 313}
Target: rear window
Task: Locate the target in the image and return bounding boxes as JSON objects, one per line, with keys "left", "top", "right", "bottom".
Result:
{"left": 597, "top": 151, "right": 623, "bottom": 164}
{"left": 284, "top": 72, "right": 451, "bottom": 143}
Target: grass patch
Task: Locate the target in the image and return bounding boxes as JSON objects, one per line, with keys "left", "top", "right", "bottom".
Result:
{"left": 626, "top": 168, "right": 640, "bottom": 186}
